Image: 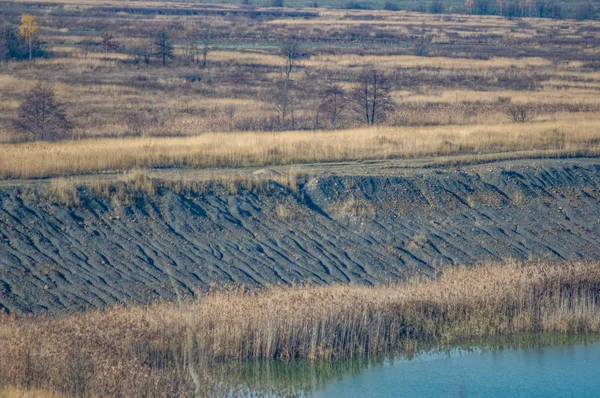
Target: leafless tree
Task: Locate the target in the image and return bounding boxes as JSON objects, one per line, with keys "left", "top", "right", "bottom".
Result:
{"left": 318, "top": 82, "right": 346, "bottom": 126}
{"left": 350, "top": 68, "right": 396, "bottom": 125}
{"left": 13, "top": 84, "right": 72, "bottom": 141}
{"left": 101, "top": 31, "right": 119, "bottom": 54}
{"left": 182, "top": 31, "right": 199, "bottom": 65}
{"left": 273, "top": 80, "right": 296, "bottom": 129}
{"left": 80, "top": 39, "right": 94, "bottom": 60}
{"left": 129, "top": 39, "right": 153, "bottom": 65}
{"left": 193, "top": 30, "right": 213, "bottom": 69}
{"left": 279, "top": 38, "right": 306, "bottom": 79}
{"left": 504, "top": 104, "right": 535, "bottom": 123}
{"left": 465, "top": 0, "right": 495, "bottom": 15}
{"left": 154, "top": 30, "right": 174, "bottom": 66}
{"left": 182, "top": 28, "right": 212, "bottom": 68}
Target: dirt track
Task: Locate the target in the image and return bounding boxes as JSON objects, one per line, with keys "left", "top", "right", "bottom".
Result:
{"left": 1, "top": 158, "right": 600, "bottom": 313}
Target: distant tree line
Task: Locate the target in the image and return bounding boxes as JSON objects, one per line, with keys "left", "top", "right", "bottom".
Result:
{"left": 343, "top": 0, "right": 597, "bottom": 19}
{"left": 465, "top": 0, "right": 597, "bottom": 20}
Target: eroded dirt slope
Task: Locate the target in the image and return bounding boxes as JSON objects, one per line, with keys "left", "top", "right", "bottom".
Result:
{"left": 1, "top": 159, "right": 599, "bottom": 313}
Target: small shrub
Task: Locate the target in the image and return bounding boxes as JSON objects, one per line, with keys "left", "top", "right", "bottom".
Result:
{"left": 413, "top": 40, "right": 428, "bottom": 56}
{"left": 504, "top": 104, "right": 535, "bottom": 123}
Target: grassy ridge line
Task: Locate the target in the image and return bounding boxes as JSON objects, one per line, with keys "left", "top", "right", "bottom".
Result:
{"left": 1, "top": 120, "right": 599, "bottom": 179}
{"left": 1, "top": 260, "right": 600, "bottom": 396}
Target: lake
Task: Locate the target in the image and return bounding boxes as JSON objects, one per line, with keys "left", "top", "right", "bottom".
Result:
{"left": 312, "top": 341, "right": 600, "bottom": 397}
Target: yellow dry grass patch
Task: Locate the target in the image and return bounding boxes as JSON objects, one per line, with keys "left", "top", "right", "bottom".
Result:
{"left": 304, "top": 54, "right": 553, "bottom": 70}
{"left": 397, "top": 89, "right": 600, "bottom": 106}
{"left": 1, "top": 119, "right": 599, "bottom": 179}
{"left": 209, "top": 50, "right": 282, "bottom": 66}
{"left": 0, "top": 388, "right": 63, "bottom": 398}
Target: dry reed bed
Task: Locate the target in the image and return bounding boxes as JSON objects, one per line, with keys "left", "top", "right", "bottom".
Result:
{"left": 1, "top": 120, "right": 599, "bottom": 179}
{"left": 1, "top": 261, "right": 599, "bottom": 396}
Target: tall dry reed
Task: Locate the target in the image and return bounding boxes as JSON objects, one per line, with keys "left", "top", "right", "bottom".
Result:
{"left": 1, "top": 120, "right": 600, "bottom": 179}
{"left": 0, "top": 260, "right": 599, "bottom": 396}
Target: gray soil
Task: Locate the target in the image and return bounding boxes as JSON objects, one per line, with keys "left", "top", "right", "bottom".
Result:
{"left": 1, "top": 158, "right": 600, "bottom": 314}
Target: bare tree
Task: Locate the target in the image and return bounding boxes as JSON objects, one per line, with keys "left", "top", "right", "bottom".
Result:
{"left": 279, "top": 38, "right": 306, "bottom": 79}
{"left": 182, "top": 31, "right": 199, "bottom": 65}
{"left": 80, "top": 39, "right": 94, "bottom": 60}
{"left": 153, "top": 30, "right": 174, "bottom": 66}
{"left": 100, "top": 31, "right": 119, "bottom": 54}
{"left": 318, "top": 81, "right": 346, "bottom": 126}
{"left": 182, "top": 28, "right": 212, "bottom": 67}
{"left": 200, "top": 31, "right": 212, "bottom": 69}
{"left": 504, "top": 104, "right": 535, "bottom": 123}
{"left": 129, "top": 39, "right": 153, "bottom": 65}
{"left": 273, "top": 80, "right": 296, "bottom": 129}
{"left": 465, "top": 0, "right": 495, "bottom": 14}
{"left": 13, "top": 84, "right": 72, "bottom": 141}
{"left": 350, "top": 68, "right": 396, "bottom": 125}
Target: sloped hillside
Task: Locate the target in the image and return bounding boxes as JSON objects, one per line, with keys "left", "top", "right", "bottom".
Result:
{"left": 1, "top": 159, "right": 599, "bottom": 313}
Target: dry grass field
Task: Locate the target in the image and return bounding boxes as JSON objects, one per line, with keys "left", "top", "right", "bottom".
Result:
{"left": 1, "top": 118, "right": 599, "bottom": 179}
{"left": 1, "top": 0, "right": 599, "bottom": 179}
{"left": 1, "top": 260, "right": 599, "bottom": 396}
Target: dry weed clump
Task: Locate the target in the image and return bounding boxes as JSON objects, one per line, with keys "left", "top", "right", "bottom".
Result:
{"left": 39, "top": 168, "right": 305, "bottom": 206}
{"left": 1, "top": 261, "right": 599, "bottom": 396}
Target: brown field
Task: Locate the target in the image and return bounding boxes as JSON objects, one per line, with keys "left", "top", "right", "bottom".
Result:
{"left": 0, "top": 0, "right": 599, "bottom": 178}
{"left": 1, "top": 260, "right": 599, "bottom": 396}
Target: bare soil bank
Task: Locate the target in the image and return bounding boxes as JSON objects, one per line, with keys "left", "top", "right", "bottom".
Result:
{"left": 1, "top": 158, "right": 599, "bottom": 313}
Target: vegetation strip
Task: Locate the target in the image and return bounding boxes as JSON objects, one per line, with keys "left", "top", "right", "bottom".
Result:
{"left": 2, "top": 260, "right": 600, "bottom": 396}
{"left": 2, "top": 121, "right": 599, "bottom": 179}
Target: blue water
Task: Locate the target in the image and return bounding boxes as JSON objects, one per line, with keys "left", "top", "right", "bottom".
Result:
{"left": 313, "top": 342, "right": 600, "bottom": 397}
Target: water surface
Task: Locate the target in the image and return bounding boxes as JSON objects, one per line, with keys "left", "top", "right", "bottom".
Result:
{"left": 313, "top": 341, "right": 600, "bottom": 397}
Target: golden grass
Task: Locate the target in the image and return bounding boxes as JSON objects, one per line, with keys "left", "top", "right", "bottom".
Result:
{"left": 397, "top": 89, "right": 600, "bottom": 106}
{"left": 1, "top": 119, "right": 599, "bottom": 179}
{"left": 304, "top": 54, "right": 553, "bottom": 70}
{"left": 0, "top": 388, "right": 64, "bottom": 398}
{"left": 208, "top": 50, "right": 282, "bottom": 66}
{"left": 43, "top": 168, "right": 304, "bottom": 206}
{"left": 1, "top": 260, "right": 599, "bottom": 396}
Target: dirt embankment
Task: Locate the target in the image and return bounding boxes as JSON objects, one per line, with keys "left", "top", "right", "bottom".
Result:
{"left": 1, "top": 159, "right": 599, "bottom": 314}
